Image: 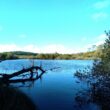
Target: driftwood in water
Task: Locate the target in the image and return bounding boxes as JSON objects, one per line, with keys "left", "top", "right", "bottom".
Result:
{"left": 0, "top": 62, "right": 46, "bottom": 85}
{"left": 0, "top": 60, "right": 60, "bottom": 86}
{"left": 2, "top": 66, "right": 45, "bottom": 79}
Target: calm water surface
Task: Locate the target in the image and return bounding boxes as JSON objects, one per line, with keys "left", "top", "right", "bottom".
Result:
{"left": 0, "top": 60, "right": 100, "bottom": 110}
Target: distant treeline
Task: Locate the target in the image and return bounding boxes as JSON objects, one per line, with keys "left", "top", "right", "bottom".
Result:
{"left": 0, "top": 50, "right": 100, "bottom": 60}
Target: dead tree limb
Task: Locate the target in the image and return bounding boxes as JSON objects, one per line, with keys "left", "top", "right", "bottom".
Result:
{"left": 2, "top": 66, "right": 45, "bottom": 79}
{"left": 0, "top": 65, "right": 45, "bottom": 85}
{"left": 0, "top": 64, "right": 60, "bottom": 86}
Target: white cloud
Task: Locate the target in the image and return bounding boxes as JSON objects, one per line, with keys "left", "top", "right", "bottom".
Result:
{"left": 21, "top": 45, "right": 40, "bottom": 52}
{"left": 97, "top": 34, "right": 107, "bottom": 41}
{"left": 92, "top": 12, "right": 108, "bottom": 20}
{"left": 92, "top": 1, "right": 109, "bottom": 21}
{"left": 0, "top": 44, "right": 39, "bottom": 53}
{"left": 0, "top": 32, "right": 108, "bottom": 54}
{"left": 94, "top": 0, "right": 110, "bottom": 9}
{"left": 95, "top": 34, "right": 107, "bottom": 46}
{"left": 0, "top": 44, "right": 20, "bottom": 52}
{"left": 1, "top": 37, "right": 107, "bottom": 54}
{"left": 0, "top": 44, "right": 84, "bottom": 54}
{"left": 85, "top": 34, "right": 107, "bottom": 51}
{"left": 41, "top": 44, "right": 76, "bottom": 54}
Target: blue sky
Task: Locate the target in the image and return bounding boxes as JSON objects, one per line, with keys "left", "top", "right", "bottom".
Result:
{"left": 0, "top": 0, "right": 110, "bottom": 53}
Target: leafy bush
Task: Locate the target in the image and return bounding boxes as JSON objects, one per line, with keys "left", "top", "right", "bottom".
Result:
{"left": 75, "top": 31, "right": 110, "bottom": 110}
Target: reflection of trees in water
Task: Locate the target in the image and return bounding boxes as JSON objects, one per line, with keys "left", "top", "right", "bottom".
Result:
{"left": 0, "top": 64, "right": 45, "bottom": 86}
{"left": 0, "top": 60, "right": 46, "bottom": 110}
{"left": 0, "top": 60, "right": 59, "bottom": 110}
{"left": 74, "top": 31, "right": 110, "bottom": 110}
{"left": 0, "top": 60, "right": 44, "bottom": 110}
{"left": 0, "top": 86, "right": 37, "bottom": 110}
{"left": 0, "top": 60, "right": 60, "bottom": 86}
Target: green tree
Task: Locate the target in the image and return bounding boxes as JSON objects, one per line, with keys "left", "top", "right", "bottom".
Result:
{"left": 75, "top": 31, "right": 110, "bottom": 110}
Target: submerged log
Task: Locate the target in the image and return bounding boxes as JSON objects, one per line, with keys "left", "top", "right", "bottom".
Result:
{"left": 0, "top": 65, "right": 46, "bottom": 86}
{"left": 3, "top": 66, "right": 45, "bottom": 79}
{"left": 0, "top": 64, "right": 60, "bottom": 86}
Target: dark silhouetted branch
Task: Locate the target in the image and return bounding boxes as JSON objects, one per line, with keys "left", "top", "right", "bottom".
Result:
{"left": 0, "top": 64, "right": 60, "bottom": 86}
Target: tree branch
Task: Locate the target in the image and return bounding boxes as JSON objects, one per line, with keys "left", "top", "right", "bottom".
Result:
{"left": 0, "top": 64, "right": 60, "bottom": 86}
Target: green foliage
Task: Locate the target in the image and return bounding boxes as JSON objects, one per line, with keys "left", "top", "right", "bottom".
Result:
{"left": 12, "top": 51, "right": 37, "bottom": 56}
{"left": 0, "top": 52, "right": 18, "bottom": 60}
{"left": 36, "top": 51, "right": 97, "bottom": 60}
{"left": 94, "top": 44, "right": 104, "bottom": 59}
{"left": 35, "top": 52, "right": 97, "bottom": 60}
{"left": 36, "top": 53, "right": 59, "bottom": 59}
{"left": 75, "top": 31, "right": 110, "bottom": 110}
{"left": 94, "top": 31, "right": 110, "bottom": 75}
{"left": 0, "top": 51, "right": 97, "bottom": 60}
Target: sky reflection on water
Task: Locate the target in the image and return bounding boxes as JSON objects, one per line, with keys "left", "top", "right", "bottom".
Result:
{"left": 0, "top": 60, "right": 100, "bottom": 110}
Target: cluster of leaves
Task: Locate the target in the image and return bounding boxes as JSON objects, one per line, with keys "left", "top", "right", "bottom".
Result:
{"left": 75, "top": 31, "right": 110, "bottom": 110}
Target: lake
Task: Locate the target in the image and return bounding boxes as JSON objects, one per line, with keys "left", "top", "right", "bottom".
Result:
{"left": 0, "top": 60, "right": 100, "bottom": 110}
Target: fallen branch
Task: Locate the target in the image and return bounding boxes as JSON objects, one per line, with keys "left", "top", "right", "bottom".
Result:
{"left": 0, "top": 64, "right": 60, "bottom": 86}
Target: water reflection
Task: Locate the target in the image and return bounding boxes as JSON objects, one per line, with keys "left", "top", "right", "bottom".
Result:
{"left": 0, "top": 60, "right": 100, "bottom": 110}
{"left": 0, "top": 86, "right": 37, "bottom": 110}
